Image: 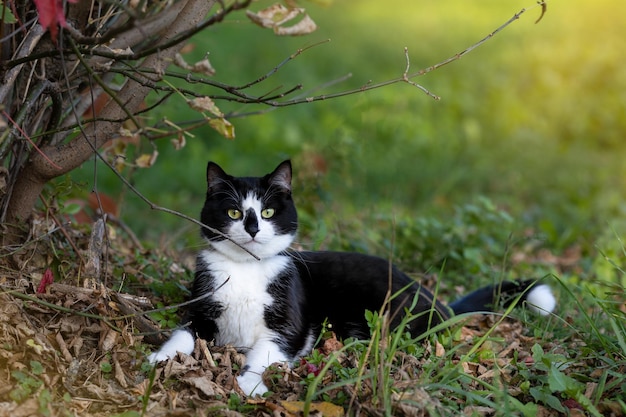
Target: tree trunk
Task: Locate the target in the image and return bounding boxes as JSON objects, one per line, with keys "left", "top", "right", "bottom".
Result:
{"left": 2, "top": 0, "right": 217, "bottom": 248}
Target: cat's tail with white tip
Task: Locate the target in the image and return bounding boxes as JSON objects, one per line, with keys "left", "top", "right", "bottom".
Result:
{"left": 448, "top": 280, "right": 556, "bottom": 316}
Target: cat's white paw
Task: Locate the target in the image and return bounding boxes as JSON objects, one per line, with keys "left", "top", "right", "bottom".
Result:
{"left": 147, "top": 329, "right": 195, "bottom": 364}
{"left": 237, "top": 373, "right": 268, "bottom": 396}
{"left": 147, "top": 350, "right": 172, "bottom": 364}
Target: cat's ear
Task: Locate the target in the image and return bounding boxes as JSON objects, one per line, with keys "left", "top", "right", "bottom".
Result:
{"left": 267, "top": 160, "right": 292, "bottom": 193}
{"left": 206, "top": 162, "right": 229, "bottom": 191}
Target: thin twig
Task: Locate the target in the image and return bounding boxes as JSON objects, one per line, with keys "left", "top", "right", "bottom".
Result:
{"left": 535, "top": 1, "right": 547, "bottom": 24}
{"left": 67, "top": 38, "right": 141, "bottom": 130}
{"left": 2, "top": 108, "right": 63, "bottom": 170}
{"left": 402, "top": 47, "right": 440, "bottom": 100}
{"left": 234, "top": 39, "right": 331, "bottom": 90}
{"left": 38, "top": 195, "right": 85, "bottom": 266}
{"left": 0, "top": 276, "right": 230, "bottom": 326}
{"left": 129, "top": 277, "right": 230, "bottom": 320}
{"left": 55, "top": 1, "right": 262, "bottom": 261}
{"left": 3, "top": 288, "right": 122, "bottom": 332}
{"left": 103, "top": 6, "right": 530, "bottom": 111}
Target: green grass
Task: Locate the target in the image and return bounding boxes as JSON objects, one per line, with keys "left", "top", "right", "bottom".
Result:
{"left": 65, "top": 0, "right": 626, "bottom": 253}
{"left": 53, "top": 0, "right": 626, "bottom": 414}
{"left": 288, "top": 246, "right": 626, "bottom": 416}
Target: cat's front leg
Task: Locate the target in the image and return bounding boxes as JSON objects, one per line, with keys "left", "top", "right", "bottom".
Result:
{"left": 237, "top": 338, "right": 289, "bottom": 396}
{"left": 147, "top": 329, "right": 195, "bottom": 363}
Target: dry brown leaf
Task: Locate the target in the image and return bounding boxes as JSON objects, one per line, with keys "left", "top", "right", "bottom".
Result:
{"left": 114, "top": 355, "right": 128, "bottom": 388}
{"left": 70, "top": 335, "right": 84, "bottom": 356}
{"left": 171, "top": 132, "right": 186, "bottom": 150}
{"left": 246, "top": 4, "right": 300, "bottom": 28}
{"left": 1, "top": 398, "right": 39, "bottom": 417}
{"left": 435, "top": 340, "right": 446, "bottom": 357}
{"left": 162, "top": 355, "right": 200, "bottom": 378}
{"left": 100, "top": 328, "right": 118, "bottom": 352}
{"left": 195, "top": 338, "right": 216, "bottom": 367}
{"left": 188, "top": 96, "right": 223, "bottom": 117}
{"left": 461, "top": 361, "right": 479, "bottom": 377}
{"left": 181, "top": 375, "right": 217, "bottom": 397}
{"left": 281, "top": 400, "right": 344, "bottom": 417}
{"left": 174, "top": 53, "right": 216, "bottom": 76}
{"left": 463, "top": 405, "right": 495, "bottom": 416}
{"left": 135, "top": 150, "right": 158, "bottom": 168}
{"left": 105, "top": 46, "right": 134, "bottom": 56}
{"left": 56, "top": 332, "right": 73, "bottom": 362}
{"left": 246, "top": 3, "right": 317, "bottom": 36}
{"left": 275, "top": 14, "right": 317, "bottom": 36}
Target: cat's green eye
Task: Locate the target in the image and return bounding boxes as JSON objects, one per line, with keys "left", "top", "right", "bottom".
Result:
{"left": 227, "top": 209, "right": 242, "bottom": 220}
{"left": 261, "top": 208, "right": 275, "bottom": 219}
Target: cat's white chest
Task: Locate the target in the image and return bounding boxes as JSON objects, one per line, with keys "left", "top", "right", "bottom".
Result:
{"left": 200, "top": 250, "right": 289, "bottom": 349}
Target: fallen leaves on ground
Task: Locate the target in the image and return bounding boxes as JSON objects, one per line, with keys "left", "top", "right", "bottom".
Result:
{"left": 0, "top": 215, "right": 623, "bottom": 416}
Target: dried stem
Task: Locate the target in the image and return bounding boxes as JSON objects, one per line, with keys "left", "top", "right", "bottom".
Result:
{"left": 1, "top": 0, "right": 539, "bottom": 255}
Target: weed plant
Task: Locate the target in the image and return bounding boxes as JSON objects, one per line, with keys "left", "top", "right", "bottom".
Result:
{"left": 294, "top": 271, "right": 625, "bottom": 416}
{"left": 288, "top": 208, "right": 626, "bottom": 416}
{"left": 45, "top": 0, "right": 625, "bottom": 413}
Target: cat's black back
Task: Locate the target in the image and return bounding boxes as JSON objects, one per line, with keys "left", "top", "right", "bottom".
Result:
{"left": 294, "top": 251, "right": 450, "bottom": 339}
{"left": 148, "top": 160, "right": 556, "bottom": 396}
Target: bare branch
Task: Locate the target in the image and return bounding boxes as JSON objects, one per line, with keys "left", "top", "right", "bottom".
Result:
{"left": 234, "top": 39, "right": 331, "bottom": 90}
{"left": 0, "top": 0, "right": 541, "bottom": 253}
{"left": 99, "top": 6, "right": 531, "bottom": 118}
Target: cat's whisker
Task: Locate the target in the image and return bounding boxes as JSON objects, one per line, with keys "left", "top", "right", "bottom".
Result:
{"left": 150, "top": 159, "right": 557, "bottom": 398}
{"left": 262, "top": 187, "right": 281, "bottom": 202}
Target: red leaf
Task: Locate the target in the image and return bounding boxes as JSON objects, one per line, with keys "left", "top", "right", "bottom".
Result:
{"left": 562, "top": 399, "right": 584, "bottom": 410}
{"left": 37, "top": 269, "right": 54, "bottom": 294}
{"left": 299, "top": 358, "right": 322, "bottom": 376}
{"left": 306, "top": 362, "right": 321, "bottom": 376}
{"left": 33, "top": 0, "right": 78, "bottom": 44}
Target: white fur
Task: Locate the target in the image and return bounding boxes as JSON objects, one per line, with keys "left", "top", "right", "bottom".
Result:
{"left": 148, "top": 251, "right": 294, "bottom": 395}
{"left": 150, "top": 191, "right": 298, "bottom": 395}
{"left": 210, "top": 193, "right": 295, "bottom": 262}
{"left": 237, "top": 338, "right": 288, "bottom": 395}
{"left": 147, "top": 329, "right": 195, "bottom": 363}
{"left": 200, "top": 249, "right": 289, "bottom": 348}
{"left": 203, "top": 249, "right": 295, "bottom": 395}
{"left": 296, "top": 330, "right": 316, "bottom": 358}
{"left": 525, "top": 284, "right": 557, "bottom": 316}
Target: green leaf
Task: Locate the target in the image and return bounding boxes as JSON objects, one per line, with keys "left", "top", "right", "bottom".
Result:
{"left": 209, "top": 118, "right": 235, "bottom": 139}
{"left": 60, "top": 202, "right": 82, "bottom": 215}
{"left": 11, "top": 370, "right": 28, "bottom": 383}
{"left": 1, "top": 2, "right": 17, "bottom": 23}
{"left": 548, "top": 363, "right": 582, "bottom": 393}
{"left": 364, "top": 310, "right": 374, "bottom": 323}
{"left": 30, "top": 360, "right": 44, "bottom": 375}
{"left": 529, "top": 387, "right": 565, "bottom": 413}
{"left": 531, "top": 343, "right": 548, "bottom": 369}
{"left": 572, "top": 392, "right": 603, "bottom": 417}
{"left": 100, "top": 361, "right": 113, "bottom": 373}
{"left": 506, "top": 396, "right": 538, "bottom": 417}
{"left": 520, "top": 380, "right": 531, "bottom": 393}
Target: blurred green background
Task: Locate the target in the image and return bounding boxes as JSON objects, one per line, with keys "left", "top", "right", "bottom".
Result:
{"left": 69, "top": 0, "right": 626, "bottom": 266}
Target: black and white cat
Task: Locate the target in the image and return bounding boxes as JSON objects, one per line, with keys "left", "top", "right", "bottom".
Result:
{"left": 148, "top": 160, "right": 556, "bottom": 396}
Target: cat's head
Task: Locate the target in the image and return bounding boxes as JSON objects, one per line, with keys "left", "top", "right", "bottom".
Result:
{"left": 200, "top": 160, "right": 297, "bottom": 261}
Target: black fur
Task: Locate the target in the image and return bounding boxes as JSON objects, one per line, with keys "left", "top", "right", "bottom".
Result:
{"left": 294, "top": 251, "right": 450, "bottom": 339}
{"left": 150, "top": 160, "right": 554, "bottom": 395}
